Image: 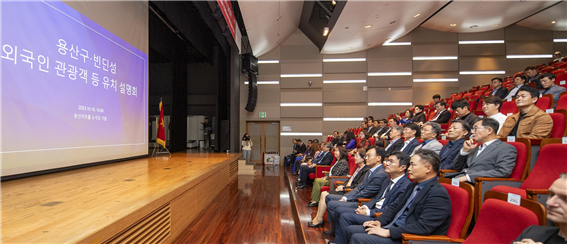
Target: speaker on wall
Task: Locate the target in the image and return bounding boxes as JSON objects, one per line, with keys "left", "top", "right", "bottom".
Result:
{"left": 245, "top": 72, "right": 257, "bottom": 112}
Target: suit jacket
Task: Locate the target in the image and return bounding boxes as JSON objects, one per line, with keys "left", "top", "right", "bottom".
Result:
{"left": 447, "top": 139, "right": 517, "bottom": 182}
{"left": 497, "top": 106, "right": 553, "bottom": 139}
{"left": 529, "top": 73, "right": 543, "bottom": 89}
{"left": 375, "top": 126, "right": 389, "bottom": 137}
{"left": 295, "top": 143, "right": 307, "bottom": 154}
{"left": 491, "top": 86, "right": 509, "bottom": 99}
{"left": 504, "top": 85, "right": 525, "bottom": 100}
{"left": 411, "top": 112, "right": 426, "bottom": 124}
{"left": 377, "top": 178, "right": 452, "bottom": 240}
{"left": 363, "top": 175, "right": 411, "bottom": 217}
{"left": 345, "top": 165, "right": 371, "bottom": 189}
{"left": 379, "top": 127, "right": 392, "bottom": 139}
{"left": 368, "top": 126, "right": 379, "bottom": 136}
{"left": 439, "top": 138, "right": 465, "bottom": 170}
{"left": 401, "top": 138, "right": 421, "bottom": 156}
{"left": 411, "top": 139, "right": 443, "bottom": 156}
{"left": 514, "top": 226, "right": 561, "bottom": 243}
{"left": 345, "top": 165, "right": 389, "bottom": 201}
{"left": 542, "top": 85, "right": 567, "bottom": 102}
{"left": 431, "top": 110, "right": 451, "bottom": 124}
{"left": 314, "top": 151, "right": 334, "bottom": 166}
{"left": 385, "top": 138, "right": 404, "bottom": 156}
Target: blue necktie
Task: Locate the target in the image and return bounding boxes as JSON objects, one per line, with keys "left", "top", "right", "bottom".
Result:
{"left": 383, "top": 186, "right": 421, "bottom": 229}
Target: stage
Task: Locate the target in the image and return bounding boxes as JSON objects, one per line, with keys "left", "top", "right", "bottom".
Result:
{"left": 1, "top": 152, "right": 240, "bottom": 244}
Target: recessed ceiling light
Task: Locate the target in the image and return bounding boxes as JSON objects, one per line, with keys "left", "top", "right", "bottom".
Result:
{"left": 470, "top": 25, "right": 478, "bottom": 28}
{"left": 365, "top": 25, "right": 372, "bottom": 29}
{"left": 492, "top": 24, "right": 499, "bottom": 27}
{"left": 414, "top": 14, "right": 420, "bottom": 18}
{"left": 344, "top": 26, "right": 350, "bottom": 29}
{"left": 450, "top": 23, "right": 457, "bottom": 27}
{"left": 390, "top": 21, "right": 396, "bottom": 24}
{"left": 375, "top": 14, "right": 379, "bottom": 18}
{"left": 367, "top": 44, "right": 372, "bottom": 47}
{"left": 346, "top": 47, "right": 353, "bottom": 50}
{"left": 552, "top": 21, "right": 557, "bottom": 24}
{"left": 323, "top": 26, "right": 329, "bottom": 36}
{"left": 332, "top": 0, "right": 336, "bottom": 5}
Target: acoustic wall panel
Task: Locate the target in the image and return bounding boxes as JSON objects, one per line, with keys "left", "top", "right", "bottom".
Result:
{"left": 323, "top": 106, "right": 367, "bottom": 117}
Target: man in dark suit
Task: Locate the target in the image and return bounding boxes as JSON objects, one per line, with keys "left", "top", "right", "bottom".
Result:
{"left": 513, "top": 173, "right": 567, "bottom": 244}
{"left": 345, "top": 149, "right": 452, "bottom": 244}
{"left": 374, "top": 119, "right": 388, "bottom": 138}
{"left": 504, "top": 75, "right": 527, "bottom": 101}
{"left": 490, "top": 77, "right": 509, "bottom": 99}
{"left": 430, "top": 101, "right": 451, "bottom": 124}
{"left": 525, "top": 66, "right": 544, "bottom": 89}
{"left": 321, "top": 146, "right": 390, "bottom": 236}
{"left": 445, "top": 118, "right": 517, "bottom": 184}
{"left": 451, "top": 99, "right": 480, "bottom": 137}
{"left": 411, "top": 105, "right": 426, "bottom": 125}
{"left": 384, "top": 125, "right": 404, "bottom": 156}
{"left": 297, "top": 143, "right": 333, "bottom": 188}
{"left": 439, "top": 120, "right": 469, "bottom": 170}
{"left": 400, "top": 123, "right": 421, "bottom": 156}
{"left": 332, "top": 151, "right": 412, "bottom": 244}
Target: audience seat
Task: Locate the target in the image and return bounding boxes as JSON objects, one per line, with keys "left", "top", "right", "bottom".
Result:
{"left": 557, "top": 93, "right": 567, "bottom": 110}
{"left": 500, "top": 101, "right": 518, "bottom": 115}
{"left": 309, "top": 152, "right": 337, "bottom": 180}
{"left": 401, "top": 178, "right": 474, "bottom": 243}
{"left": 536, "top": 94, "right": 552, "bottom": 110}
{"left": 491, "top": 142, "right": 567, "bottom": 206}
{"left": 549, "top": 111, "right": 567, "bottom": 137}
{"left": 467, "top": 100, "right": 476, "bottom": 111}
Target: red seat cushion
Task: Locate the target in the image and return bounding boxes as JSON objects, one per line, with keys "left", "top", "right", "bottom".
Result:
{"left": 490, "top": 185, "right": 527, "bottom": 199}
{"left": 320, "top": 186, "right": 330, "bottom": 193}
{"left": 521, "top": 144, "right": 567, "bottom": 189}
{"left": 549, "top": 113, "right": 566, "bottom": 138}
{"left": 440, "top": 183, "right": 470, "bottom": 239}
{"left": 506, "top": 142, "right": 527, "bottom": 180}
{"left": 536, "top": 96, "right": 551, "bottom": 110}
{"left": 464, "top": 199, "right": 539, "bottom": 244}
{"left": 557, "top": 94, "right": 567, "bottom": 110}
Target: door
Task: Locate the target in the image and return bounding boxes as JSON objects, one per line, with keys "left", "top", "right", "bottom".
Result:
{"left": 246, "top": 121, "right": 280, "bottom": 164}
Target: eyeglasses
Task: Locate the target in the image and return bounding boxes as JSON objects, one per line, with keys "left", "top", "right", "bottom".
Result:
{"left": 472, "top": 126, "right": 485, "bottom": 132}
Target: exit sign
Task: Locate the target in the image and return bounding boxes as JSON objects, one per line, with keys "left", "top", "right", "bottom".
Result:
{"left": 259, "top": 112, "right": 266, "bottom": 118}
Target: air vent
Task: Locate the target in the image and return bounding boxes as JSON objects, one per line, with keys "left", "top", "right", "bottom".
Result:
{"left": 103, "top": 204, "right": 171, "bottom": 244}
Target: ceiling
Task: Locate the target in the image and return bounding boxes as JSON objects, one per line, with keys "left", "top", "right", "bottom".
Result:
{"left": 238, "top": 0, "right": 566, "bottom": 56}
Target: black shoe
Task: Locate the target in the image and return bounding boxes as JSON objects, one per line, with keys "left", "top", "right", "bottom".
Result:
{"left": 308, "top": 220, "right": 324, "bottom": 227}
{"left": 322, "top": 230, "right": 335, "bottom": 237}
{"left": 308, "top": 202, "right": 319, "bottom": 207}
{"left": 296, "top": 185, "right": 306, "bottom": 189}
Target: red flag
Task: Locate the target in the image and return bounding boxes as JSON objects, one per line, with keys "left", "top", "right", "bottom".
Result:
{"left": 156, "top": 100, "right": 166, "bottom": 147}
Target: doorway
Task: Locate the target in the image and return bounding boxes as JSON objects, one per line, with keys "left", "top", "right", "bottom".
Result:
{"left": 246, "top": 121, "right": 280, "bottom": 164}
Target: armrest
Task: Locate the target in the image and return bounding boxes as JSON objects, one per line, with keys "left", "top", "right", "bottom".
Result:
{"left": 329, "top": 176, "right": 349, "bottom": 191}
{"left": 439, "top": 169, "right": 457, "bottom": 178}
{"left": 401, "top": 234, "right": 453, "bottom": 243}
{"left": 529, "top": 139, "right": 542, "bottom": 146}
{"left": 335, "top": 181, "right": 345, "bottom": 185}
{"left": 357, "top": 198, "right": 371, "bottom": 206}
{"left": 374, "top": 212, "right": 382, "bottom": 218}
{"left": 474, "top": 177, "right": 519, "bottom": 182}
{"left": 345, "top": 188, "right": 353, "bottom": 193}
{"left": 526, "top": 189, "right": 549, "bottom": 195}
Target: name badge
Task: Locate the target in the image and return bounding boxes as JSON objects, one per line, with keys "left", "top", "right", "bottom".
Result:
{"left": 507, "top": 113, "right": 513, "bottom": 116}
{"left": 546, "top": 109, "right": 554, "bottom": 114}
{"left": 563, "top": 137, "right": 567, "bottom": 144}
{"left": 441, "top": 135, "right": 446, "bottom": 140}
{"left": 451, "top": 178, "right": 460, "bottom": 187}
{"left": 479, "top": 115, "right": 484, "bottom": 118}
{"left": 561, "top": 80, "right": 566, "bottom": 85}
{"left": 507, "top": 98, "right": 513, "bottom": 102}
{"left": 507, "top": 136, "right": 516, "bottom": 142}
{"left": 507, "top": 193, "right": 521, "bottom": 206}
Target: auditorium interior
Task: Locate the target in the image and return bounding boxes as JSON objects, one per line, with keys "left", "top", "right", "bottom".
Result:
{"left": 1, "top": 0, "right": 567, "bottom": 244}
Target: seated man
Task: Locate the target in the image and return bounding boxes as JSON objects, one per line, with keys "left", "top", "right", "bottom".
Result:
{"left": 331, "top": 131, "right": 341, "bottom": 146}
{"left": 296, "top": 143, "right": 333, "bottom": 189}
{"left": 497, "top": 86, "right": 553, "bottom": 139}
{"left": 540, "top": 73, "right": 566, "bottom": 103}
{"left": 525, "top": 66, "right": 543, "bottom": 89}
{"left": 490, "top": 77, "right": 509, "bottom": 99}
{"left": 380, "top": 118, "right": 399, "bottom": 140}
{"left": 452, "top": 99, "right": 481, "bottom": 132}
{"left": 384, "top": 125, "right": 404, "bottom": 157}
{"left": 411, "top": 122, "right": 443, "bottom": 156}
{"left": 411, "top": 105, "right": 426, "bottom": 125}
{"left": 439, "top": 120, "right": 469, "bottom": 170}
{"left": 332, "top": 151, "right": 412, "bottom": 244}
{"left": 320, "top": 146, "right": 390, "bottom": 237}
{"left": 447, "top": 118, "right": 517, "bottom": 184}
{"left": 400, "top": 123, "right": 421, "bottom": 156}
{"left": 482, "top": 95, "right": 507, "bottom": 134}
{"left": 513, "top": 173, "right": 567, "bottom": 244}
{"left": 504, "top": 75, "right": 527, "bottom": 101}
{"left": 373, "top": 119, "right": 388, "bottom": 138}
{"left": 284, "top": 138, "right": 297, "bottom": 166}
{"left": 430, "top": 101, "right": 451, "bottom": 124}
{"left": 553, "top": 51, "right": 564, "bottom": 63}
{"left": 345, "top": 149, "right": 452, "bottom": 244}
{"left": 367, "top": 120, "right": 380, "bottom": 136}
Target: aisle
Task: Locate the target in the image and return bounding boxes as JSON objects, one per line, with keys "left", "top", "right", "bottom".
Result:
{"left": 173, "top": 163, "right": 302, "bottom": 244}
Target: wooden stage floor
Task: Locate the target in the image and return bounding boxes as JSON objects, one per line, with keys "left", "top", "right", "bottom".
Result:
{"left": 1, "top": 152, "right": 240, "bottom": 244}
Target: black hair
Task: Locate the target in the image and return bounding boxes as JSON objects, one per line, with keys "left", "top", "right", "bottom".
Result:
{"left": 242, "top": 133, "right": 250, "bottom": 141}
{"left": 414, "top": 105, "right": 424, "bottom": 111}
{"left": 390, "top": 151, "right": 411, "bottom": 173}
{"left": 514, "top": 74, "right": 527, "bottom": 83}
{"left": 449, "top": 120, "right": 471, "bottom": 136}
{"left": 414, "top": 148, "right": 441, "bottom": 173}
{"left": 483, "top": 95, "right": 503, "bottom": 111}
{"left": 433, "top": 94, "right": 441, "bottom": 100}
{"left": 518, "top": 86, "right": 540, "bottom": 102}
{"left": 542, "top": 73, "right": 556, "bottom": 80}
{"left": 403, "top": 123, "right": 421, "bottom": 138}
{"left": 345, "top": 131, "right": 356, "bottom": 143}
{"left": 436, "top": 101, "right": 447, "bottom": 107}
{"left": 388, "top": 117, "right": 399, "bottom": 124}
{"left": 451, "top": 99, "right": 470, "bottom": 111}
{"left": 404, "top": 109, "right": 414, "bottom": 119}
{"left": 524, "top": 66, "right": 537, "bottom": 71}
{"left": 491, "top": 77, "right": 503, "bottom": 83}
{"left": 479, "top": 118, "right": 500, "bottom": 134}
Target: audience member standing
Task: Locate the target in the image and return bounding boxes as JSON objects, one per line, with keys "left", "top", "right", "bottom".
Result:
{"left": 241, "top": 133, "right": 253, "bottom": 165}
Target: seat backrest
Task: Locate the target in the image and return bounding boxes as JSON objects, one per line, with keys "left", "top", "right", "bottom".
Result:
{"left": 355, "top": 137, "right": 361, "bottom": 146}
{"left": 347, "top": 156, "right": 357, "bottom": 175}
{"left": 500, "top": 101, "right": 518, "bottom": 115}
{"left": 369, "top": 137, "right": 376, "bottom": 146}
{"left": 467, "top": 100, "right": 476, "bottom": 111}
{"left": 521, "top": 143, "right": 567, "bottom": 189}
{"left": 502, "top": 140, "right": 529, "bottom": 181}
{"left": 428, "top": 111, "right": 436, "bottom": 121}
{"left": 557, "top": 94, "right": 567, "bottom": 110}
{"left": 439, "top": 179, "right": 474, "bottom": 239}
{"left": 464, "top": 198, "right": 541, "bottom": 244}
{"left": 549, "top": 112, "right": 566, "bottom": 138}
{"left": 437, "top": 139, "right": 449, "bottom": 146}
{"left": 536, "top": 94, "right": 552, "bottom": 110}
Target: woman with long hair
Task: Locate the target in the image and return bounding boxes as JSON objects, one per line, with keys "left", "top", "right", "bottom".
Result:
{"left": 307, "top": 146, "right": 349, "bottom": 207}
{"left": 344, "top": 131, "right": 356, "bottom": 150}
{"left": 241, "top": 133, "right": 252, "bottom": 164}
{"left": 357, "top": 130, "right": 370, "bottom": 149}
{"left": 397, "top": 109, "right": 414, "bottom": 125}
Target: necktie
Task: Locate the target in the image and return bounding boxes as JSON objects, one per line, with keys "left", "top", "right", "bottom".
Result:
{"left": 346, "top": 167, "right": 361, "bottom": 186}
{"left": 383, "top": 186, "right": 421, "bottom": 229}
{"left": 476, "top": 144, "right": 484, "bottom": 158}
{"left": 375, "top": 180, "right": 394, "bottom": 209}
{"left": 401, "top": 140, "right": 410, "bottom": 151}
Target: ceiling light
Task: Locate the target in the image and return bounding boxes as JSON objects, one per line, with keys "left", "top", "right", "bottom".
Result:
{"left": 390, "top": 21, "right": 396, "bottom": 24}
{"left": 506, "top": 54, "right": 553, "bottom": 59}
{"left": 280, "top": 74, "right": 322, "bottom": 78}
{"left": 332, "top": 0, "right": 336, "bottom": 5}
{"left": 323, "top": 58, "right": 366, "bottom": 62}
{"left": 346, "top": 47, "right": 353, "bottom": 50}
{"left": 552, "top": 21, "right": 557, "bottom": 24}
{"left": 450, "top": 24, "right": 457, "bottom": 27}
{"left": 344, "top": 26, "right": 350, "bottom": 29}
{"left": 258, "top": 60, "right": 279, "bottom": 64}
{"left": 470, "top": 25, "right": 478, "bottom": 29}
{"left": 413, "top": 56, "right": 458, "bottom": 60}
{"left": 365, "top": 25, "right": 372, "bottom": 29}
{"left": 244, "top": 81, "right": 280, "bottom": 84}
{"left": 413, "top": 78, "right": 459, "bottom": 82}
{"left": 323, "top": 80, "right": 366, "bottom": 84}
{"left": 459, "top": 40, "right": 504, "bottom": 44}
{"left": 367, "top": 44, "right": 372, "bottom": 47}
{"left": 323, "top": 26, "right": 329, "bottom": 36}
{"left": 459, "top": 71, "right": 506, "bottom": 75}
{"left": 323, "top": 118, "right": 365, "bottom": 121}
{"left": 281, "top": 132, "right": 323, "bottom": 136}
{"left": 414, "top": 14, "right": 421, "bottom": 18}
{"left": 554, "top": 39, "right": 567, "bottom": 43}
{"left": 368, "top": 72, "right": 412, "bottom": 76}
{"left": 368, "top": 102, "right": 413, "bottom": 106}
{"left": 375, "top": 14, "right": 379, "bottom": 18}
{"left": 383, "top": 42, "right": 411, "bottom": 46}
{"left": 280, "top": 103, "right": 322, "bottom": 107}
{"left": 492, "top": 24, "right": 499, "bottom": 27}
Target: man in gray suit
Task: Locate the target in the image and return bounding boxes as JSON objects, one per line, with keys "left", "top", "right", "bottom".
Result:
{"left": 540, "top": 73, "right": 566, "bottom": 103}
{"left": 446, "top": 118, "right": 517, "bottom": 184}
{"left": 411, "top": 122, "right": 443, "bottom": 156}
